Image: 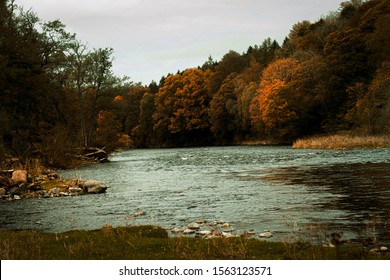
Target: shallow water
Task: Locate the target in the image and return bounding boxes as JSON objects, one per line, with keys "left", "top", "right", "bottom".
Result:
{"left": 1, "top": 146, "right": 389, "bottom": 244}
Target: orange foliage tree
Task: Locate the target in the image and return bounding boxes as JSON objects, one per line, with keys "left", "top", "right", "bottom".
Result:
{"left": 153, "top": 68, "right": 212, "bottom": 145}
{"left": 250, "top": 58, "right": 299, "bottom": 139}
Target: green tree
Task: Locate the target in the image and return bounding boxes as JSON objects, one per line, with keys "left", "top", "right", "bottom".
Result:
{"left": 209, "top": 73, "right": 239, "bottom": 143}
{"left": 132, "top": 92, "right": 156, "bottom": 147}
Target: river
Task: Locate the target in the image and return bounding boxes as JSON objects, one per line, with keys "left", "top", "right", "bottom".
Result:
{"left": 1, "top": 146, "right": 389, "bottom": 244}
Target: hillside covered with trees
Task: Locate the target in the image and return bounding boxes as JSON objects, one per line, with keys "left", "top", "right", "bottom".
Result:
{"left": 1, "top": 0, "right": 389, "bottom": 168}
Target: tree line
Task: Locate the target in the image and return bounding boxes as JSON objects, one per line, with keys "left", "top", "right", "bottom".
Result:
{"left": 1, "top": 0, "right": 389, "bottom": 168}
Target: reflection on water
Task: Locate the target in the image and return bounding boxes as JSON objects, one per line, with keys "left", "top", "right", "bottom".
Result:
{"left": 263, "top": 162, "right": 390, "bottom": 243}
{"left": 0, "top": 146, "right": 389, "bottom": 245}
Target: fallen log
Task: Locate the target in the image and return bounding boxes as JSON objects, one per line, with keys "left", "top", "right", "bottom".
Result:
{"left": 83, "top": 147, "right": 108, "bottom": 162}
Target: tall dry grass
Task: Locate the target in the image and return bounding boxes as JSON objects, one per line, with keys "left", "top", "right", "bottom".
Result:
{"left": 293, "top": 133, "right": 390, "bottom": 149}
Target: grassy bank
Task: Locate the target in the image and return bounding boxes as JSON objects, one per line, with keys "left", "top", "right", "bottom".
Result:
{"left": 293, "top": 133, "right": 390, "bottom": 149}
{"left": 1, "top": 226, "right": 388, "bottom": 260}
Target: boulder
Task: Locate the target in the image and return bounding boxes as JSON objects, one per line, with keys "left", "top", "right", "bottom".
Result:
{"left": 80, "top": 180, "right": 107, "bottom": 194}
{"left": 11, "top": 170, "right": 27, "bottom": 184}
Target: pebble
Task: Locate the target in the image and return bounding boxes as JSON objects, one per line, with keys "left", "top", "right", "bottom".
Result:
{"left": 222, "top": 227, "right": 235, "bottom": 232}
{"left": 171, "top": 227, "right": 184, "bottom": 234}
{"left": 222, "top": 232, "right": 237, "bottom": 238}
{"left": 259, "top": 230, "right": 273, "bottom": 238}
{"left": 380, "top": 246, "right": 388, "bottom": 252}
{"left": 187, "top": 223, "right": 201, "bottom": 230}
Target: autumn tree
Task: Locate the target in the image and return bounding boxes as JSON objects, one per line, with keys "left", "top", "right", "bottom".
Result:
{"left": 250, "top": 58, "right": 303, "bottom": 140}
{"left": 153, "top": 68, "right": 212, "bottom": 146}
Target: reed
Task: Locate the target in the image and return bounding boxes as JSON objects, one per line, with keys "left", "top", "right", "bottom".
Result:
{"left": 293, "top": 133, "right": 390, "bottom": 149}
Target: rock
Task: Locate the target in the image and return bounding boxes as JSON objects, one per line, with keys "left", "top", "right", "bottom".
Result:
{"left": 187, "top": 223, "right": 201, "bottom": 230}
{"left": 48, "top": 187, "right": 61, "bottom": 197}
{"left": 42, "top": 192, "right": 51, "bottom": 198}
{"left": 223, "top": 227, "right": 235, "bottom": 232}
{"left": 28, "top": 182, "right": 42, "bottom": 191}
{"left": 11, "top": 170, "right": 27, "bottom": 184}
{"left": 0, "top": 176, "right": 9, "bottom": 187}
{"left": 171, "top": 227, "right": 184, "bottom": 234}
{"left": 183, "top": 228, "right": 196, "bottom": 234}
{"left": 47, "top": 173, "right": 59, "bottom": 180}
{"left": 9, "top": 186, "right": 21, "bottom": 195}
{"left": 259, "top": 230, "right": 273, "bottom": 238}
{"left": 199, "top": 230, "right": 212, "bottom": 236}
{"left": 240, "top": 231, "right": 256, "bottom": 238}
{"left": 68, "top": 187, "right": 83, "bottom": 195}
{"left": 222, "top": 232, "right": 236, "bottom": 238}
{"left": 23, "top": 193, "right": 33, "bottom": 199}
{"left": 380, "top": 246, "right": 388, "bottom": 252}
{"left": 133, "top": 211, "right": 146, "bottom": 217}
{"left": 18, "top": 183, "right": 27, "bottom": 193}
{"left": 13, "top": 195, "right": 21, "bottom": 200}
{"left": 80, "top": 180, "right": 107, "bottom": 194}
{"left": 0, "top": 188, "right": 6, "bottom": 196}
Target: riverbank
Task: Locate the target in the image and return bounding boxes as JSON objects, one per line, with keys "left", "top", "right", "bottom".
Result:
{"left": 292, "top": 133, "right": 390, "bottom": 149}
{"left": 0, "top": 169, "right": 108, "bottom": 201}
{"left": 0, "top": 225, "right": 389, "bottom": 260}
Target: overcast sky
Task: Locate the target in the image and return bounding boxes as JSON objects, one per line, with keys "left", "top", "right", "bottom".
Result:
{"left": 16, "top": 0, "right": 342, "bottom": 85}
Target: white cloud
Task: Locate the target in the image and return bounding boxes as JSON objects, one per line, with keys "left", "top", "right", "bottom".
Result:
{"left": 15, "top": 0, "right": 342, "bottom": 84}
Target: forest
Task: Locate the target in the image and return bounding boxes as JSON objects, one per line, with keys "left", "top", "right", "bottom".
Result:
{"left": 1, "top": 0, "right": 389, "bottom": 168}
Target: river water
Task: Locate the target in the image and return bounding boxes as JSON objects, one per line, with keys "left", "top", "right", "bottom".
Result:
{"left": 1, "top": 146, "right": 389, "bottom": 244}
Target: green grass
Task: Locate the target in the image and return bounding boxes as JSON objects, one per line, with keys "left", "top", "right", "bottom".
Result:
{"left": 1, "top": 226, "right": 388, "bottom": 260}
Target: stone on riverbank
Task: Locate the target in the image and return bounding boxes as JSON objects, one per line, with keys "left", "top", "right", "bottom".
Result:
{"left": 80, "top": 180, "right": 108, "bottom": 194}
{"left": 11, "top": 170, "right": 27, "bottom": 184}
{"left": 0, "top": 170, "right": 108, "bottom": 201}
